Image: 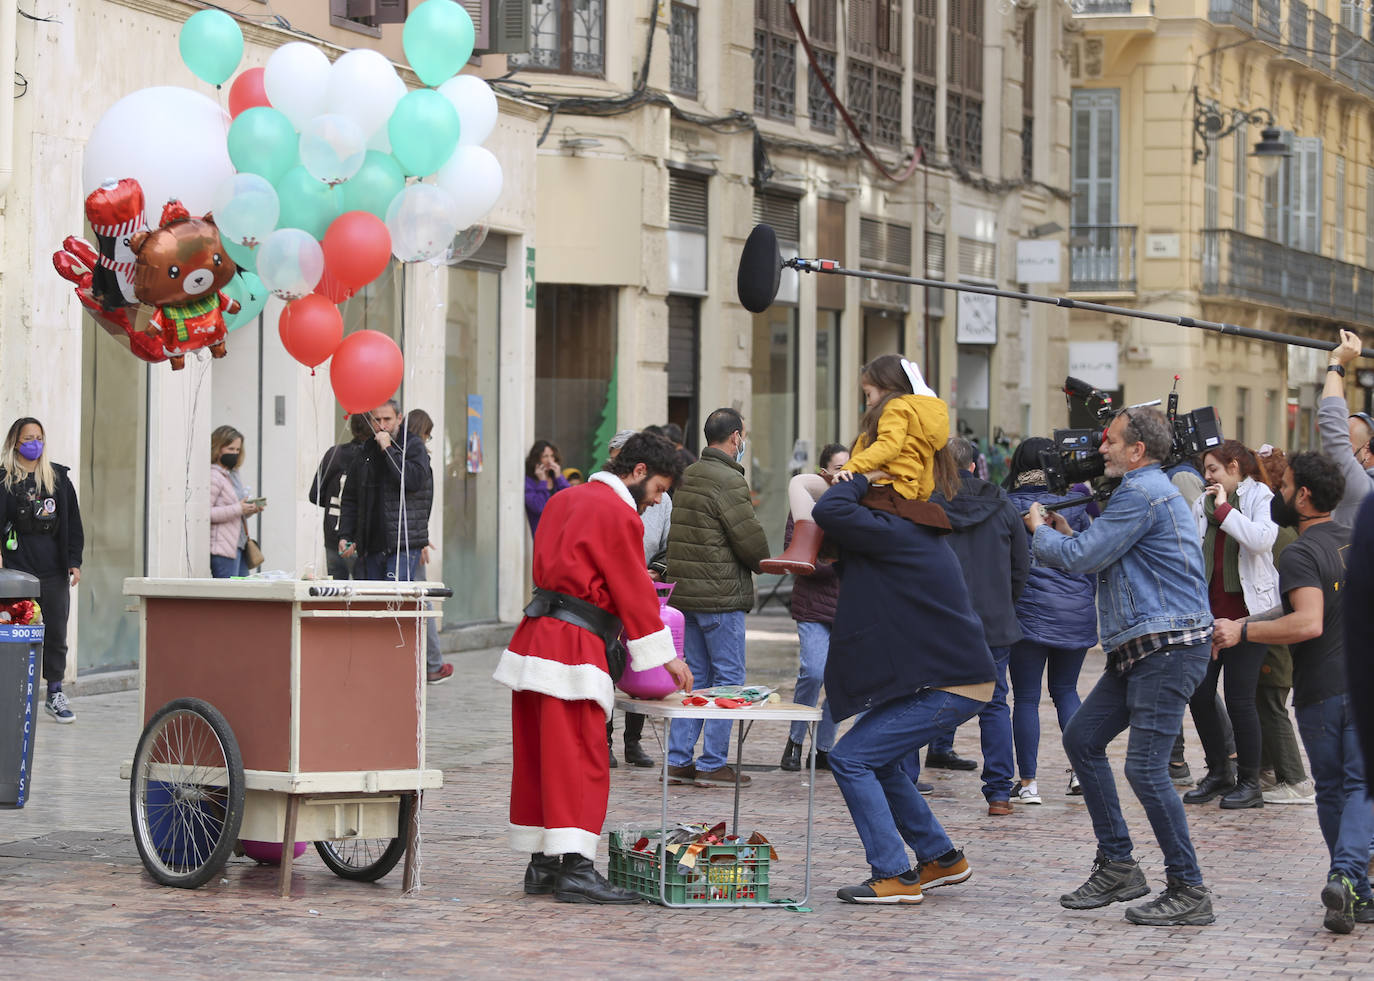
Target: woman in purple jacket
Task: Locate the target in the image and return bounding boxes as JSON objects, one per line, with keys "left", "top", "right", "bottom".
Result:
{"left": 524, "top": 440, "right": 570, "bottom": 535}
{"left": 780, "top": 444, "right": 849, "bottom": 772}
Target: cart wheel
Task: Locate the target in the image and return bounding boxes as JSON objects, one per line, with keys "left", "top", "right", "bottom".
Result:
{"left": 314, "top": 792, "right": 415, "bottom": 882}
{"left": 129, "top": 697, "right": 246, "bottom": 889}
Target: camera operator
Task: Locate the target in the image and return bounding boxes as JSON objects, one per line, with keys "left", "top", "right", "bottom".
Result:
{"left": 1024, "top": 406, "right": 1215, "bottom": 927}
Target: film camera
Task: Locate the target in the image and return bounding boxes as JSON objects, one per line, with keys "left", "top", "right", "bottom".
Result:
{"left": 1039, "top": 376, "right": 1223, "bottom": 496}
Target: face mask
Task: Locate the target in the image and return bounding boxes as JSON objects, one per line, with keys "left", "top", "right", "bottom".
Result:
{"left": 17, "top": 439, "right": 43, "bottom": 461}
{"left": 734, "top": 436, "right": 747, "bottom": 464}
{"left": 220, "top": 452, "right": 240, "bottom": 470}
{"left": 1271, "top": 490, "right": 1300, "bottom": 528}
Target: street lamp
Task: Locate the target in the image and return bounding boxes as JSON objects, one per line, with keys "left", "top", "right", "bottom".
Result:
{"left": 1191, "top": 87, "right": 1289, "bottom": 177}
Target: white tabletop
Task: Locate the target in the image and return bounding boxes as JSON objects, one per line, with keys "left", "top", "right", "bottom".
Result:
{"left": 124, "top": 577, "right": 447, "bottom": 602}
{"left": 614, "top": 695, "right": 822, "bottom": 722}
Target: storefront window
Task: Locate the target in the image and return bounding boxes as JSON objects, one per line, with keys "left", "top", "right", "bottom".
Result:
{"left": 750, "top": 308, "right": 798, "bottom": 557}
{"left": 534, "top": 284, "right": 618, "bottom": 475}
{"left": 815, "top": 311, "right": 841, "bottom": 447}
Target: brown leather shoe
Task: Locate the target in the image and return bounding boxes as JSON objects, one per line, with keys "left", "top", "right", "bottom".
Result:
{"left": 694, "top": 765, "right": 751, "bottom": 787}
{"left": 987, "top": 799, "right": 1013, "bottom": 816}
{"left": 662, "top": 764, "right": 696, "bottom": 785}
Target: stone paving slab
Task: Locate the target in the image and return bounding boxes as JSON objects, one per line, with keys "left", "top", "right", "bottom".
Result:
{"left": 2, "top": 614, "right": 1371, "bottom": 978}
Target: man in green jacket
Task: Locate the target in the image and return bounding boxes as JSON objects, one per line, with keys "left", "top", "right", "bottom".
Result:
{"left": 664, "top": 407, "right": 771, "bottom": 787}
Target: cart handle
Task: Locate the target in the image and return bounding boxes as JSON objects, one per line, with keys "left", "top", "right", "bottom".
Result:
{"left": 308, "top": 585, "right": 454, "bottom": 599}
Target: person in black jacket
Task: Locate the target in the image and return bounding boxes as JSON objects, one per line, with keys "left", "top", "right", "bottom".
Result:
{"left": 1344, "top": 493, "right": 1374, "bottom": 794}
{"left": 337, "top": 400, "right": 433, "bottom": 582}
{"left": 309, "top": 412, "right": 371, "bottom": 579}
{"left": 1, "top": 417, "right": 84, "bottom": 723}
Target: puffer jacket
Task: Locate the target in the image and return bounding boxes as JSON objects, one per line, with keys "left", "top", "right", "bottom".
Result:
{"left": 337, "top": 430, "right": 433, "bottom": 554}
{"left": 665, "top": 447, "right": 770, "bottom": 612}
{"left": 1007, "top": 483, "right": 1098, "bottom": 651}
{"left": 931, "top": 471, "right": 1029, "bottom": 647}
{"left": 785, "top": 514, "right": 838, "bottom": 624}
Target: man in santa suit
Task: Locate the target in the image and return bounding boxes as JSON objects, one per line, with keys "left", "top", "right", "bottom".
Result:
{"left": 494, "top": 432, "right": 694, "bottom": 903}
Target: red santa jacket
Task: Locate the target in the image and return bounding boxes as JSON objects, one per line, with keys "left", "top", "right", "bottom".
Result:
{"left": 493, "top": 471, "right": 676, "bottom": 717}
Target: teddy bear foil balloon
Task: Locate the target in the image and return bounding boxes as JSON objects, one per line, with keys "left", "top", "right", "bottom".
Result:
{"left": 129, "top": 200, "right": 241, "bottom": 370}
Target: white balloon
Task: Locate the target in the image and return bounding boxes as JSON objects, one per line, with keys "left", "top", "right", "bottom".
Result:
{"left": 437, "top": 75, "right": 498, "bottom": 147}
{"left": 299, "top": 114, "right": 367, "bottom": 186}
{"left": 82, "top": 87, "right": 233, "bottom": 225}
{"left": 210, "top": 173, "right": 280, "bottom": 248}
{"left": 263, "top": 42, "right": 331, "bottom": 131}
{"left": 256, "top": 227, "right": 324, "bottom": 300}
{"left": 327, "top": 49, "right": 404, "bottom": 140}
{"left": 385, "top": 183, "right": 458, "bottom": 262}
{"left": 434, "top": 146, "right": 504, "bottom": 229}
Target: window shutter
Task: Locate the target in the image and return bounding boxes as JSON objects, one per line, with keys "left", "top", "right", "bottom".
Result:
{"left": 345, "top": 0, "right": 377, "bottom": 18}
{"left": 887, "top": 222, "right": 912, "bottom": 268}
{"left": 1334, "top": 154, "right": 1346, "bottom": 260}
{"left": 1289, "top": 136, "right": 1323, "bottom": 252}
{"left": 460, "top": 1, "right": 489, "bottom": 50}
{"left": 860, "top": 217, "right": 884, "bottom": 263}
{"left": 374, "top": 0, "right": 407, "bottom": 25}
{"left": 1070, "top": 89, "right": 1119, "bottom": 227}
{"left": 817, "top": 197, "right": 846, "bottom": 310}
{"left": 753, "top": 192, "right": 801, "bottom": 242}
{"left": 1232, "top": 122, "right": 1247, "bottom": 232}
{"left": 485, "top": 0, "right": 531, "bottom": 54}
{"left": 669, "top": 169, "right": 709, "bottom": 229}
{"left": 958, "top": 236, "right": 996, "bottom": 281}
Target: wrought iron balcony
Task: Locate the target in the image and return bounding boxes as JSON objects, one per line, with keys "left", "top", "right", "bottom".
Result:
{"left": 1070, "top": 224, "right": 1137, "bottom": 293}
{"left": 1074, "top": 0, "right": 1138, "bottom": 12}
{"left": 1201, "top": 229, "right": 1374, "bottom": 328}
{"left": 1209, "top": 0, "right": 1254, "bottom": 30}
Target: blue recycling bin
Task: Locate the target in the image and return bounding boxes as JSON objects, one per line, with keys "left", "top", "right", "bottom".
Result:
{"left": 0, "top": 569, "right": 43, "bottom": 808}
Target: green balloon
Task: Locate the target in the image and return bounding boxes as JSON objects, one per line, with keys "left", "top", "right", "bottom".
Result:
{"left": 339, "top": 151, "right": 407, "bottom": 220}
{"left": 223, "top": 272, "right": 267, "bottom": 332}
{"left": 228, "top": 107, "right": 299, "bottom": 185}
{"left": 275, "top": 166, "right": 344, "bottom": 241}
{"left": 388, "top": 89, "right": 460, "bottom": 177}
{"left": 223, "top": 237, "right": 258, "bottom": 270}
{"left": 403, "top": 0, "right": 476, "bottom": 88}
{"left": 179, "top": 9, "right": 244, "bottom": 87}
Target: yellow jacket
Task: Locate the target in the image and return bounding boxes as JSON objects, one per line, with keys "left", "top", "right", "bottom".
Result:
{"left": 842, "top": 394, "right": 950, "bottom": 500}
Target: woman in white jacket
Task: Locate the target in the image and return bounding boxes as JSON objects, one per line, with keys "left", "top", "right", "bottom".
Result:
{"left": 1183, "top": 440, "right": 1279, "bottom": 811}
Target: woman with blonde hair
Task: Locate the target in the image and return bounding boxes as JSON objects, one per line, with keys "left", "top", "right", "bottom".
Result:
{"left": 1, "top": 417, "right": 84, "bottom": 722}
{"left": 209, "top": 424, "right": 262, "bottom": 578}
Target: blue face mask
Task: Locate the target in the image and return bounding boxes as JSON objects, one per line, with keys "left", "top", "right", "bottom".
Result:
{"left": 18, "top": 439, "right": 43, "bottom": 461}
{"left": 734, "top": 436, "right": 747, "bottom": 464}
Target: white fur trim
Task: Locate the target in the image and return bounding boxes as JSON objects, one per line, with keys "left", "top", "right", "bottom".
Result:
{"left": 493, "top": 649, "right": 616, "bottom": 718}
{"left": 588, "top": 470, "right": 636, "bottom": 511}
{"left": 901, "top": 357, "right": 937, "bottom": 398}
{"left": 509, "top": 823, "right": 601, "bottom": 860}
{"left": 627, "top": 625, "right": 677, "bottom": 673}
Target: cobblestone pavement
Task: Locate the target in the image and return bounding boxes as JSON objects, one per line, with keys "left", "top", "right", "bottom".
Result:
{"left": 2, "top": 613, "right": 1370, "bottom": 979}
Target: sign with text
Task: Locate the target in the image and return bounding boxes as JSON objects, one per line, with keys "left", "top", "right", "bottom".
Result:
{"left": 1015, "top": 240, "right": 1061, "bottom": 283}
{"left": 1068, "top": 341, "right": 1119, "bottom": 391}
{"left": 956, "top": 291, "right": 997, "bottom": 344}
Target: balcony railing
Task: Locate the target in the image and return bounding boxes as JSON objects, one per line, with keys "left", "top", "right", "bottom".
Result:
{"left": 1075, "top": 0, "right": 1137, "bottom": 12}
{"left": 1209, "top": 0, "right": 1254, "bottom": 29}
{"left": 1256, "top": 0, "right": 1281, "bottom": 40}
{"left": 1201, "top": 229, "right": 1374, "bottom": 328}
{"left": 1312, "top": 12, "right": 1333, "bottom": 72}
{"left": 1289, "top": 1, "right": 1309, "bottom": 59}
{"left": 1070, "top": 224, "right": 1137, "bottom": 292}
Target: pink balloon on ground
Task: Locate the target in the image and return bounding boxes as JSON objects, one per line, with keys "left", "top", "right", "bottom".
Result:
{"left": 241, "top": 840, "right": 309, "bottom": 864}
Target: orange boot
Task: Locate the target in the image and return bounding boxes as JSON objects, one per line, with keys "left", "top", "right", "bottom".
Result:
{"left": 760, "top": 519, "right": 825, "bottom": 576}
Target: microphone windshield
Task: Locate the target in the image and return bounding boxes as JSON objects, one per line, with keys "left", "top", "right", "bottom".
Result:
{"left": 737, "top": 223, "right": 782, "bottom": 314}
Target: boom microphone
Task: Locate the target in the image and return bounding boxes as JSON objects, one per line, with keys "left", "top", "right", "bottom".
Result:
{"left": 737, "top": 223, "right": 782, "bottom": 314}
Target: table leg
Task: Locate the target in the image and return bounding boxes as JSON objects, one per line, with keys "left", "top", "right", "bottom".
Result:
{"left": 802, "top": 720, "right": 817, "bottom": 908}
{"left": 402, "top": 790, "right": 421, "bottom": 894}
{"left": 278, "top": 794, "right": 301, "bottom": 899}
{"left": 660, "top": 718, "right": 671, "bottom": 907}
{"left": 731, "top": 719, "right": 752, "bottom": 837}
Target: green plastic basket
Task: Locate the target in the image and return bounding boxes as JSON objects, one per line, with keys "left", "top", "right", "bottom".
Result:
{"left": 607, "top": 829, "right": 771, "bottom": 905}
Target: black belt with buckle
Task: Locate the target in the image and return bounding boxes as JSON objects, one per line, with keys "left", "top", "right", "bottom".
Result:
{"left": 523, "top": 586, "right": 627, "bottom": 682}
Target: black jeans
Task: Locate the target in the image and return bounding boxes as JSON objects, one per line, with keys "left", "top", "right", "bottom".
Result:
{"left": 1189, "top": 639, "right": 1266, "bottom": 775}
{"left": 1257, "top": 684, "right": 1308, "bottom": 785}
{"left": 38, "top": 573, "right": 70, "bottom": 687}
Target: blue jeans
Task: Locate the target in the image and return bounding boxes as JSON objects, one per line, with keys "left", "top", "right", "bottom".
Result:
{"left": 1009, "top": 640, "right": 1087, "bottom": 781}
{"left": 790, "top": 620, "right": 837, "bottom": 750}
{"left": 361, "top": 549, "right": 422, "bottom": 582}
{"left": 1295, "top": 694, "right": 1374, "bottom": 898}
{"left": 667, "top": 611, "right": 746, "bottom": 772}
{"left": 210, "top": 550, "right": 246, "bottom": 578}
{"left": 830, "top": 689, "right": 985, "bottom": 878}
{"left": 1062, "top": 643, "right": 1210, "bottom": 885}
{"left": 978, "top": 646, "right": 1014, "bottom": 802}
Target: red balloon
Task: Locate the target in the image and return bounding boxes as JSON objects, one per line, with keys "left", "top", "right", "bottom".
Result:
{"left": 279, "top": 295, "right": 344, "bottom": 369}
{"left": 322, "top": 212, "right": 392, "bottom": 290}
{"left": 314, "top": 268, "right": 355, "bottom": 304}
{"left": 330, "top": 329, "right": 404, "bottom": 414}
{"left": 228, "top": 67, "right": 271, "bottom": 119}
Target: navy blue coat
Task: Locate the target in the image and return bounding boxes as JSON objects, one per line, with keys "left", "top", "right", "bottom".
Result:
{"left": 1006, "top": 484, "right": 1099, "bottom": 651}
{"left": 813, "top": 476, "right": 995, "bottom": 722}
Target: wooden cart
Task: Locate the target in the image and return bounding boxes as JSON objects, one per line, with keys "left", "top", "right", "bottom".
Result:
{"left": 121, "top": 578, "right": 447, "bottom": 897}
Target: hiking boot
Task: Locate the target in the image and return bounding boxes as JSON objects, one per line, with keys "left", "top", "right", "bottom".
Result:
{"left": 1182, "top": 763, "right": 1236, "bottom": 804}
{"left": 554, "top": 855, "right": 641, "bottom": 905}
{"left": 44, "top": 690, "right": 75, "bottom": 724}
{"left": 1168, "top": 761, "right": 1194, "bottom": 787}
{"left": 1322, "top": 874, "right": 1357, "bottom": 934}
{"left": 1060, "top": 854, "right": 1150, "bottom": 909}
{"left": 695, "top": 765, "right": 750, "bottom": 787}
{"left": 926, "top": 750, "right": 978, "bottom": 771}
{"left": 1124, "top": 878, "right": 1215, "bottom": 926}
{"left": 837, "top": 869, "right": 923, "bottom": 904}
{"left": 780, "top": 739, "right": 803, "bottom": 772}
{"left": 662, "top": 764, "right": 696, "bottom": 785}
{"left": 523, "top": 852, "right": 561, "bottom": 895}
{"left": 918, "top": 849, "right": 971, "bottom": 890}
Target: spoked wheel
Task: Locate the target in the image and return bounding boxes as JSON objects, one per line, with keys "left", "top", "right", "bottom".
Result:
{"left": 314, "top": 792, "right": 415, "bottom": 882}
{"left": 130, "top": 697, "right": 245, "bottom": 888}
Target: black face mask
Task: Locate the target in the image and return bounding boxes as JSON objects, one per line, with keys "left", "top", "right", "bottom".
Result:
{"left": 220, "top": 453, "right": 240, "bottom": 470}
{"left": 1271, "top": 490, "right": 1301, "bottom": 528}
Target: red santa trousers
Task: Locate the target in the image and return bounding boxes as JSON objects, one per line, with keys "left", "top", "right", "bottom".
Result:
{"left": 509, "top": 688, "right": 609, "bottom": 860}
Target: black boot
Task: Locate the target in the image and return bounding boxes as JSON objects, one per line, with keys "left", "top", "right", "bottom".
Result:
{"left": 623, "top": 739, "right": 654, "bottom": 767}
{"left": 1219, "top": 771, "right": 1264, "bottom": 809}
{"left": 554, "top": 854, "right": 641, "bottom": 904}
{"left": 780, "top": 739, "right": 803, "bottom": 772}
{"left": 524, "top": 852, "right": 562, "bottom": 895}
{"left": 606, "top": 720, "right": 618, "bottom": 769}
{"left": 1182, "top": 761, "right": 1237, "bottom": 804}
{"left": 814, "top": 750, "right": 831, "bottom": 771}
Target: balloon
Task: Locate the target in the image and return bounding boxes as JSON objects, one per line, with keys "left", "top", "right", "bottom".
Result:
{"left": 227, "top": 106, "right": 299, "bottom": 185}
{"left": 223, "top": 272, "right": 268, "bottom": 331}
{"left": 241, "top": 840, "right": 308, "bottom": 864}
{"left": 323, "top": 211, "right": 392, "bottom": 289}
{"left": 257, "top": 228, "right": 324, "bottom": 301}
{"left": 279, "top": 294, "right": 344, "bottom": 369}
{"left": 388, "top": 89, "right": 460, "bottom": 177}
{"left": 403, "top": 0, "right": 476, "bottom": 87}
{"left": 327, "top": 49, "right": 405, "bottom": 140}
{"left": 438, "top": 75, "right": 498, "bottom": 147}
{"left": 299, "top": 113, "right": 367, "bottom": 186}
{"left": 315, "top": 268, "right": 355, "bottom": 304}
{"left": 331, "top": 330, "right": 404, "bottom": 414}
{"left": 275, "top": 166, "right": 343, "bottom": 241}
{"left": 440, "top": 222, "right": 489, "bottom": 265}
{"left": 178, "top": 9, "right": 243, "bottom": 87}
{"left": 211, "top": 173, "right": 279, "bottom": 248}
{"left": 434, "top": 145, "right": 504, "bottom": 228}
{"left": 263, "top": 42, "right": 331, "bottom": 130}
{"left": 83, "top": 87, "right": 233, "bottom": 224}
{"left": 228, "top": 67, "right": 270, "bottom": 118}
{"left": 385, "top": 183, "right": 457, "bottom": 262}
{"left": 339, "top": 151, "right": 406, "bottom": 221}
{"left": 222, "top": 237, "right": 258, "bottom": 270}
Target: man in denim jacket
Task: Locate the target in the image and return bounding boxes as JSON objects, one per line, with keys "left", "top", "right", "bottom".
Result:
{"left": 1025, "top": 406, "right": 1215, "bottom": 927}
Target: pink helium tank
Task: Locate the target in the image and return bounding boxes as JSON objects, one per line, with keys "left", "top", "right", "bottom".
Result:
{"left": 616, "top": 583, "right": 685, "bottom": 700}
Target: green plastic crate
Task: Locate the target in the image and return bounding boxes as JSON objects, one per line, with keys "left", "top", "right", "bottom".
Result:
{"left": 607, "top": 829, "right": 771, "bottom": 905}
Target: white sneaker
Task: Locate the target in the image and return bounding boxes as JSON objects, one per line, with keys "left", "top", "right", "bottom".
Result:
{"left": 1067, "top": 768, "right": 1082, "bottom": 795}
{"left": 1263, "top": 779, "right": 1316, "bottom": 804}
{"left": 44, "top": 690, "right": 75, "bottom": 724}
{"left": 1014, "top": 781, "right": 1042, "bottom": 804}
